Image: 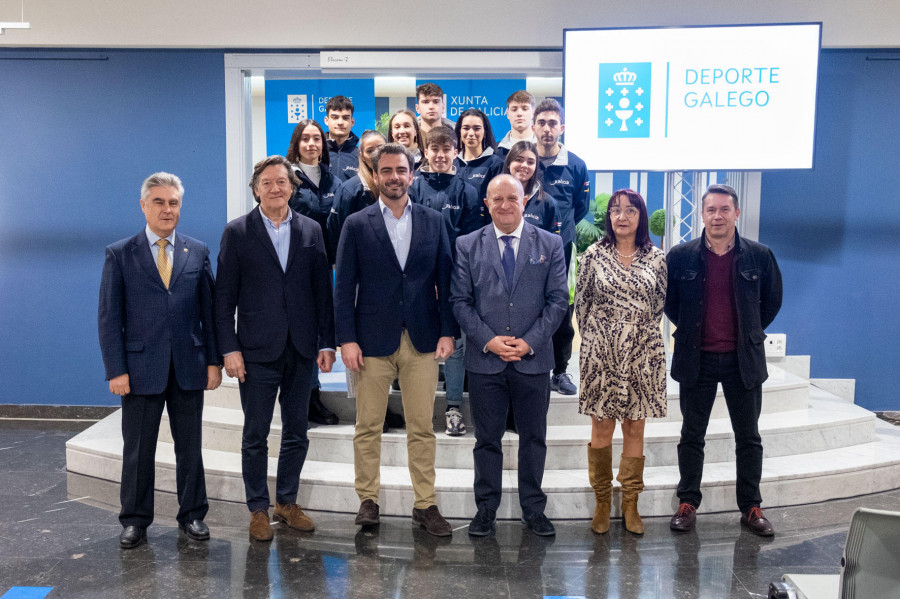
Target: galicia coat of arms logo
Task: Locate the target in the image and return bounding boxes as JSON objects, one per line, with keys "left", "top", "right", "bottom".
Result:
{"left": 288, "top": 95, "right": 308, "bottom": 123}
{"left": 597, "top": 63, "right": 652, "bottom": 138}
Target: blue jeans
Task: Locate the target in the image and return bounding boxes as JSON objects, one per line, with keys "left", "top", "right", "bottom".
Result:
{"left": 444, "top": 333, "right": 466, "bottom": 408}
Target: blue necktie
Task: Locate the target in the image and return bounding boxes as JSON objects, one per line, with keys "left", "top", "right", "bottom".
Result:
{"left": 501, "top": 235, "right": 515, "bottom": 289}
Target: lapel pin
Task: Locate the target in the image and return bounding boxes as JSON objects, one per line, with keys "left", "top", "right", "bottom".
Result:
{"left": 183, "top": 248, "right": 189, "bottom": 252}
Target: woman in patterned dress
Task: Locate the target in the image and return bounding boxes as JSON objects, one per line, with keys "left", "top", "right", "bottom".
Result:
{"left": 575, "top": 189, "right": 667, "bottom": 536}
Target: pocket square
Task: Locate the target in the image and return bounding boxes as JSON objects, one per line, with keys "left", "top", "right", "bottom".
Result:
{"left": 528, "top": 254, "right": 547, "bottom": 264}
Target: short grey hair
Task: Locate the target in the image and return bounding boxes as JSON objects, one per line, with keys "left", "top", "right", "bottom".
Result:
{"left": 141, "top": 172, "right": 184, "bottom": 200}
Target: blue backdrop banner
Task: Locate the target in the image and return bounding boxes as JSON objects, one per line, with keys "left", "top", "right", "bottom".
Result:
{"left": 418, "top": 79, "right": 527, "bottom": 140}
{"left": 265, "top": 79, "right": 375, "bottom": 157}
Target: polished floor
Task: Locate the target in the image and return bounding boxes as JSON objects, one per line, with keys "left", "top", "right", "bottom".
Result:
{"left": 2, "top": 419, "right": 899, "bottom": 598}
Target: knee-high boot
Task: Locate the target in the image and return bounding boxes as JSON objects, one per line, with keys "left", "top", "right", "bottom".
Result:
{"left": 617, "top": 455, "right": 645, "bottom": 535}
{"left": 587, "top": 443, "right": 613, "bottom": 534}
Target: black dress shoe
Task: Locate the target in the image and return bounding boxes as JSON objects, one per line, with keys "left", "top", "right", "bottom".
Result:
{"left": 119, "top": 525, "right": 147, "bottom": 549}
{"left": 309, "top": 386, "right": 339, "bottom": 425}
{"left": 468, "top": 508, "right": 496, "bottom": 537}
{"left": 179, "top": 519, "right": 210, "bottom": 541}
{"left": 740, "top": 507, "right": 774, "bottom": 537}
{"left": 521, "top": 512, "right": 555, "bottom": 536}
{"left": 670, "top": 502, "right": 697, "bottom": 532}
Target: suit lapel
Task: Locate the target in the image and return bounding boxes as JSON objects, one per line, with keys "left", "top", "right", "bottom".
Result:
{"left": 249, "top": 207, "right": 282, "bottom": 269}
{"left": 484, "top": 227, "right": 509, "bottom": 293}
{"left": 285, "top": 210, "right": 301, "bottom": 273}
{"left": 510, "top": 224, "right": 535, "bottom": 293}
{"left": 168, "top": 233, "right": 189, "bottom": 287}
{"left": 132, "top": 231, "right": 167, "bottom": 290}
{"left": 407, "top": 203, "right": 423, "bottom": 272}
{"left": 368, "top": 206, "right": 403, "bottom": 272}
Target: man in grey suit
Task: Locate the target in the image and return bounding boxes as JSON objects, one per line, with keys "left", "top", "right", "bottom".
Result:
{"left": 450, "top": 174, "right": 568, "bottom": 537}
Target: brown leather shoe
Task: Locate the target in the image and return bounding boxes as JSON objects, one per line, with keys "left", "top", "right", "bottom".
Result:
{"left": 670, "top": 502, "right": 697, "bottom": 532}
{"left": 740, "top": 507, "right": 774, "bottom": 537}
{"left": 274, "top": 502, "right": 315, "bottom": 532}
{"left": 249, "top": 510, "right": 273, "bottom": 541}
{"left": 412, "top": 505, "right": 452, "bottom": 537}
{"left": 355, "top": 499, "right": 380, "bottom": 526}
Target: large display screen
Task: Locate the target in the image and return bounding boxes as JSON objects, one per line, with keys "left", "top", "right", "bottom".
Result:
{"left": 563, "top": 23, "right": 821, "bottom": 171}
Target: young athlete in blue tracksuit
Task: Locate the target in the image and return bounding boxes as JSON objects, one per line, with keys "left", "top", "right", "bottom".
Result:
{"left": 323, "top": 95, "right": 361, "bottom": 183}
{"left": 411, "top": 128, "right": 483, "bottom": 255}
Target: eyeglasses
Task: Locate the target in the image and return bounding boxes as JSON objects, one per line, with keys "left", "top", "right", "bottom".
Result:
{"left": 609, "top": 207, "right": 639, "bottom": 219}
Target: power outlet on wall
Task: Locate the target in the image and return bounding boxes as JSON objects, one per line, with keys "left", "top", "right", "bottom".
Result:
{"left": 765, "top": 333, "right": 787, "bottom": 357}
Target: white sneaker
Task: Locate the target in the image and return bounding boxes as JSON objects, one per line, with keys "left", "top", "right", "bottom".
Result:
{"left": 445, "top": 407, "right": 466, "bottom": 436}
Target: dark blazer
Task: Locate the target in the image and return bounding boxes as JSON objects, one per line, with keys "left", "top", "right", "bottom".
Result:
{"left": 98, "top": 230, "right": 217, "bottom": 396}
{"left": 215, "top": 207, "right": 335, "bottom": 363}
{"left": 450, "top": 222, "right": 568, "bottom": 375}
{"left": 665, "top": 229, "right": 782, "bottom": 389}
{"left": 333, "top": 200, "right": 458, "bottom": 357}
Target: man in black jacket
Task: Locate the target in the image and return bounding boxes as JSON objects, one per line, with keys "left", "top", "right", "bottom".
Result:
{"left": 665, "top": 184, "right": 782, "bottom": 537}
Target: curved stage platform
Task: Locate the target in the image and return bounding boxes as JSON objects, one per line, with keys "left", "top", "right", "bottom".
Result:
{"left": 66, "top": 357, "right": 900, "bottom": 520}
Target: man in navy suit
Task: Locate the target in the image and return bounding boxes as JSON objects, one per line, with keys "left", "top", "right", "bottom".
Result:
{"left": 450, "top": 174, "right": 568, "bottom": 537}
{"left": 216, "top": 155, "right": 336, "bottom": 542}
{"left": 98, "top": 172, "right": 221, "bottom": 549}
{"left": 334, "top": 143, "right": 457, "bottom": 536}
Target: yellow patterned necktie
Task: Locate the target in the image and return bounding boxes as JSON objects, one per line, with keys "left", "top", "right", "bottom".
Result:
{"left": 156, "top": 239, "right": 171, "bottom": 289}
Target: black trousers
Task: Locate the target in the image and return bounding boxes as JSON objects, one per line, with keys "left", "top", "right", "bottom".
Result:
{"left": 239, "top": 340, "right": 315, "bottom": 512}
{"left": 119, "top": 363, "right": 207, "bottom": 528}
{"left": 676, "top": 351, "right": 764, "bottom": 512}
{"left": 469, "top": 364, "right": 551, "bottom": 517}
{"left": 552, "top": 242, "right": 574, "bottom": 375}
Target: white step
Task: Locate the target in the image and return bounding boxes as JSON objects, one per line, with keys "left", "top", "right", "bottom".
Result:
{"left": 160, "top": 387, "right": 874, "bottom": 469}
{"left": 202, "top": 363, "right": 811, "bottom": 428}
{"left": 66, "top": 408, "right": 900, "bottom": 519}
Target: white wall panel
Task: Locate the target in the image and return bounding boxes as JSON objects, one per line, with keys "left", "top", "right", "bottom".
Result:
{"left": 0, "top": 0, "right": 898, "bottom": 49}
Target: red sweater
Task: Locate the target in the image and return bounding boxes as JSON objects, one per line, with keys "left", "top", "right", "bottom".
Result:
{"left": 701, "top": 246, "right": 737, "bottom": 352}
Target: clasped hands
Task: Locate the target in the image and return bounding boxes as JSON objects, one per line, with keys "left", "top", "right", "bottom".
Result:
{"left": 486, "top": 336, "right": 531, "bottom": 361}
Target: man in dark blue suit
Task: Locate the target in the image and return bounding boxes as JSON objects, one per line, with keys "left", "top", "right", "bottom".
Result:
{"left": 334, "top": 143, "right": 457, "bottom": 536}
{"left": 98, "top": 172, "right": 221, "bottom": 549}
{"left": 451, "top": 174, "right": 568, "bottom": 537}
{"left": 216, "top": 155, "right": 336, "bottom": 542}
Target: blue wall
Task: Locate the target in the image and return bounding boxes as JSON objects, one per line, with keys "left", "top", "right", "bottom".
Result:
{"left": 0, "top": 49, "right": 227, "bottom": 406}
{"left": 760, "top": 49, "right": 900, "bottom": 411}
{"left": 0, "top": 48, "right": 897, "bottom": 410}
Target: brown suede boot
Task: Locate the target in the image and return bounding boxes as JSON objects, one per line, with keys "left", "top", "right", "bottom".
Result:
{"left": 587, "top": 443, "right": 613, "bottom": 534}
{"left": 617, "top": 455, "right": 645, "bottom": 535}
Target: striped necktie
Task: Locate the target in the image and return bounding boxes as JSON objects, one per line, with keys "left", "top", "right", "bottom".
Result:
{"left": 156, "top": 239, "right": 171, "bottom": 289}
